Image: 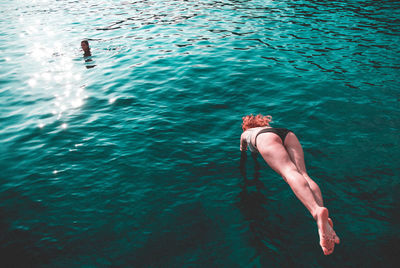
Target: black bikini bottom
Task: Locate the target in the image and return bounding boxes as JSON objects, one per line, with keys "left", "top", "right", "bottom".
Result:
{"left": 255, "top": 128, "right": 291, "bottom": 147}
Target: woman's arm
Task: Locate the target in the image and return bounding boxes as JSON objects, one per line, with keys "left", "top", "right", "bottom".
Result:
{"left": 240, "top": 131, "right": 248, "bottom": 151}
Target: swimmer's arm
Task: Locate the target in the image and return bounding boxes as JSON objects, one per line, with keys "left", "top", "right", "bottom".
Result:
{"left": 240, "top": 131, "right": 248, "bottom": 151}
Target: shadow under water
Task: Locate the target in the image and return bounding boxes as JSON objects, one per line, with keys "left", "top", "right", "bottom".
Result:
{"left": 237, "top": 151, "right": 299, "bottom": 267}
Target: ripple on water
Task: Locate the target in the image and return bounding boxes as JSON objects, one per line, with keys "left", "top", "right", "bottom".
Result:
{"left": 0, "top": 0, "right": 399, "bottom": 267}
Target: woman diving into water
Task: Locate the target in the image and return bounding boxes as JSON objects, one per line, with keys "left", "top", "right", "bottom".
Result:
{"left": 240, "top": 114, "right": 340, "bottom": 255}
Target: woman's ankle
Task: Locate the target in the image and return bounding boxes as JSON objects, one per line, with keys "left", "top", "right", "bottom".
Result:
{"left": 313, "top": 206, "right": 328, "bottom": 221}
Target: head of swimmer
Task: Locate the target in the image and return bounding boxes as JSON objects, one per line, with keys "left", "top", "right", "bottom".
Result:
{"left": 81, "top": 40, "right": 91, "bottom": 56}
{"left": 242, "top": 114, "right": 272, "bottom": 131}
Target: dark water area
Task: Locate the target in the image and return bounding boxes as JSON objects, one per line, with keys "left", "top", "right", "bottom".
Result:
{"left": 0, "top": 0, "right": 399, "bottom": 267}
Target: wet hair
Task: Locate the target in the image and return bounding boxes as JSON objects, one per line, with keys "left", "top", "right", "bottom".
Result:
{"left": 242, "top": 114, "right": 272, "bottom": 131}
{"left": 81, "top": 40, "right": 89, "bottom": 46}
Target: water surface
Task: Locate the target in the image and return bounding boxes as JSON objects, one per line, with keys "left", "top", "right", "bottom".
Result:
{"left": 0, "top": 0, "right": 399, "bottom": 267}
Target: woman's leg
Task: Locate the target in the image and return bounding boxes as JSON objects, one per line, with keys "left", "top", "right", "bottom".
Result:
{"left": 257, "top": 134, "right": 321, "bottom": 218}
{"left": 257, "top": 133, "right": 340, "bottom": 255}
{"left": 284, "top": 132, "right": 324, "bottom": 206}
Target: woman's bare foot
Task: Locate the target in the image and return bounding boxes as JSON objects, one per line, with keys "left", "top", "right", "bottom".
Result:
{"left": 316, "top": 207, "right": 340, "bottom": 255}
{"left": 328, "top": 218, "right": 333, "bottom": 228}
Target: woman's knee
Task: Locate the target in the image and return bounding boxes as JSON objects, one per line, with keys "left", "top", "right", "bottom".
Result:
{"left": 281, "top": 167, "right": 307, "bottom": 184}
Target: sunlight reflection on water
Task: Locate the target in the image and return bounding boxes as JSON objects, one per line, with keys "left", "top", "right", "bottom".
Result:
{"left": 18, "top": 12, "right": 87, "bottom": 129}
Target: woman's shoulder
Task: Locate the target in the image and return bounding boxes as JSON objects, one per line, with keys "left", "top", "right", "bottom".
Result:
{"left": 241, "top": 130, "right": 249, "bottom": 138}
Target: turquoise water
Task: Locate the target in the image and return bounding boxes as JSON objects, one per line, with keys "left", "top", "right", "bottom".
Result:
{"left": 1, "top": 0, "right": 399, "bottom": 266}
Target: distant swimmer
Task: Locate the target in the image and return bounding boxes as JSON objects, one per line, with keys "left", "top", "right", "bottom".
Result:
{"left": 81, "top": 40, "right": 91, "bottom": 57}
{"left": 81, "top": 40, "right": 95, "bottom": 69}
{"left": 240, "top": 114, "right": 340, "bottom": 255}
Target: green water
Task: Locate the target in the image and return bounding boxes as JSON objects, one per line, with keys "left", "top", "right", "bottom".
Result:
{"left": 0, "top": 0, "right": 399, "bottom": 267}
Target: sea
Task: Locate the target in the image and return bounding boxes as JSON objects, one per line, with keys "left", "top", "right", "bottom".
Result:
{"left": 0, "top": 0, "right": 399, "bottom": 267}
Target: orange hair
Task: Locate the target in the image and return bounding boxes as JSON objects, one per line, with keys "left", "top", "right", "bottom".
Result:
{"left": 242, "top": 114, "right": 272, "bottom": 131}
